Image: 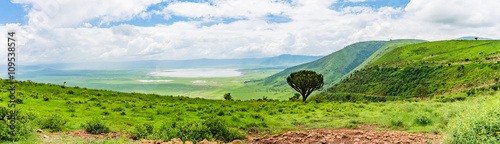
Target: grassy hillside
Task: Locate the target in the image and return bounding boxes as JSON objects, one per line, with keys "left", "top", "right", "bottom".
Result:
{"left": 325, "top": 40, "right": 500, "bottom": 101}
{"left": 255, "top": 39, "right": 426, "bottom": 92}
{"left": 2, "top": 78, "right": 500, "bottom": 143}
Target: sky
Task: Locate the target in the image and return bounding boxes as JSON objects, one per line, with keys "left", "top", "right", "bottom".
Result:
{"left": 1, "top": 0, "right": 500, "bottom": 65}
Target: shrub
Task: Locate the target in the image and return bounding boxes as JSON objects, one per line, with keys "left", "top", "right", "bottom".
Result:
{"left": 444, "top": 98, "right": 500, "bottom": 143}
{"left": 0, "top": 108, "right": 35, "bottom": 141}
{"left": 40, "top": 113, "right": 68, "bottom": 132}
{"left": 224, "top": 93, "right": 232, "bottom": 101}
{"left": 346, "top": 120, "right": 359, "bottom": 129}
{"left": 43, "top": 95, "right": 50, "bottom": 101}
{"left": 414, "top": 115, "right": 431, "bottom": 126}
{"left": 133, "top": 123, "right": 155, "bottom": 140}
{"left": 67, "top": 90, "right": 75, "bottom": 95}
{"left": 307, "top": 94, "right": 327, "bottom": 103}
{"left": 112, "top": 107, "right": 124, "bottom": 112}
{"left": 102, "top": 111, "right": 110, "bottom": 115}
{"left": 289, "top": 93, "right": 301, "bottom": 101}
{"left": 346, "top": 123, "right": 358, "bottom": 129}
{"left": 491, "top": 84, "right": 500, "bottom": 91}
{"left": 203, "top": 117, "right": 245, "bottom": 141}
{"left": 133, "top": 117, "right": 245, "bottom": 143}
{"left": 390, "top": 119, "right": 404, "bottom": 128}
{"left": 14, "top": 98, "right": 23, "bottom": 104}
{"left": 83, "top": 118, "right": 110, "bottom": 134}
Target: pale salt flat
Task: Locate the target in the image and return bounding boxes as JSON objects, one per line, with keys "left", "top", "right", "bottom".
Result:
{"left": 191, "top": 80, "right": 207, "bottom": 83}
{"left": 136, "top": 80, "right": 173, "bottom": 82}
{"left": 148, "top": 68, "right": 242, "bottom": 78}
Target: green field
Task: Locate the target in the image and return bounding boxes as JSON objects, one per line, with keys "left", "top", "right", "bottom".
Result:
{"left": 2, "top": 79, "right": 500, "bottom": 143}
{"left": 3, "top": 40, "right": 500, "bottom": 143}
{"left": 326, "top": 40, "right": 500, "bottom": 101}
{"left": 256, "top": 39, "right": 426, "bottom": 91}
{"left": 18, "top": 68, "right": 295, "bottom": 100}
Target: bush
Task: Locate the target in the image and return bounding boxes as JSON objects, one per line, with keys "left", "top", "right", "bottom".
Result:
{"left": 102, "top": 111, "right": 110, "bottom": 115}
{"left": 414, "top": 115, "right": 431, "bottom": 126}
{"left": 112, "top": 107, "right": 124, "bottom": 112}
{"left": 224, "top": 93, "right": 232, "bottom": 101}
{"left": 14, "top": 98, "right": 23, "bottom": 104}
{"left": 491, "top": 84, "right": 500, "bottom": 91}
{"left": 307, "top": 94, "right": 327, "bottom": 103}
{"left": 289, "top": 93, "right": 301, "bottom": 101}
{"left": 43, "top": 95, "right": 50, "bottom": 101}
{"left": 83, "top": 118, "right": 110, "bottom": 134}
{"left": 390, "top": 119, "right": 404, "bottom": 128}
{"left": 133, "top": 123, "right": 155, "bottom": 139}
{"left": 0, "top": 108, "right": 36, "bottom": 141}
{"left": 67, "top": 90, "right": 75, "bottom": 95}
{"left": 444, "top": 98, "right": 500, "bottom": 143}
{"left": 133, "top": 117, "right": 245, "bottom": 143}
{"left": 346, "top": 120, "right": 359, "bottom": 129}
{"left": 40, "top": 113, "right": 68, "bottom": 132}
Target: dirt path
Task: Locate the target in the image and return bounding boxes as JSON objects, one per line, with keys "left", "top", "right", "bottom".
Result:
{"left": 248, "top": 125, "right": 441, "bottom": 144}
{"left": 38, "top": 125, "right": 442, "bottom": 144}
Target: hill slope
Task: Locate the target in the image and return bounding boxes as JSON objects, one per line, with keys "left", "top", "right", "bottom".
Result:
{"left": 325, "top": 40, "right": 500, "bottom": 101}
{"left": 255, "top": 39, "right": 426, "bottom": 91}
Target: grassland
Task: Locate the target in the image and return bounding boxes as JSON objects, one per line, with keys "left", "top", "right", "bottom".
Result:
{"left": 18, "top": 68, "right": 294, "bottom": 100}
{"left": 326, "top": 40, "right": 500, "bottom": 101}
{"left": 256, "top": 39, "right": 426, "bottom": 93}
{"left": 2, "top": 78, "right": 500, "bottom": 143}
{"left": 369, "top": 40, "right": 500, "bottom": 67}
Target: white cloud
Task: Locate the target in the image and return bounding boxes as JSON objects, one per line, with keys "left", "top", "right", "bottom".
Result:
{"left": 405, "top": 0, "right": 500, "bottom": 27}
{"left": 161, "top": 0, "right": 293, "bottom": 20}
{"left": 1, "top": 0, "right": 500, "bottom": 66}
{"left": 11, "top": 0, "right": 164, "bottom": 28}
{"left": 345, "top": 0, "right": 374, "bottom": 2}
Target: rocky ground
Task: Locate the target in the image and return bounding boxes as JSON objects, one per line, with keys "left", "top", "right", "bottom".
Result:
{"left": 38, "top": 125, "right": 441, "bottom": 144}
{"left": 249, "top": 125, "right": 441, "bottom": 144}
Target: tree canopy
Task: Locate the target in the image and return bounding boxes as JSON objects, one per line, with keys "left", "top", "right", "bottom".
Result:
{"left": 286, "top": 70, "right": 324, "bottom": 101}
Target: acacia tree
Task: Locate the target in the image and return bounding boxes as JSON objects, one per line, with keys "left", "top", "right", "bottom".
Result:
{"left": 286, "top": 70, "right": 324, "bottom": 102}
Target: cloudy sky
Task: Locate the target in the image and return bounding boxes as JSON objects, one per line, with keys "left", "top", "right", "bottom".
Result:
{"left": 1, "top": 0, "right": 499, "bottom": 65}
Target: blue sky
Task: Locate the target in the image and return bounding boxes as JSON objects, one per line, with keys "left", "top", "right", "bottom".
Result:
{"left": 1, "top": 0, "right": 411, "bottom": 27}
{"left": 1, "top": 0, "right": 499, "bottom": 65}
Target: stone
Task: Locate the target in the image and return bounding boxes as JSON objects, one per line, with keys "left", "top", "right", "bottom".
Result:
{"left": 197, "top": 139, "right": 210, "bottom": 144}
{"left": 170, "top": 138, "right": 183, "bottom": 144}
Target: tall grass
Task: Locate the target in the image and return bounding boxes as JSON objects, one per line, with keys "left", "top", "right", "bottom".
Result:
{"left": 444, "top": 94, "right": 500, "bottom": 143}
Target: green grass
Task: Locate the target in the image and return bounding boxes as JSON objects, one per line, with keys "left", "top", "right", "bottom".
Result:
{"left": 255, "top": 39, "right": 426, "bottom": 93}
{"left": 2, "top": 78, "right": 500, "bottom": 143}
{"left": 325, "top": 40, "right": 500, "bottom": 100}
{"left": 18, "top": 68, "right": 292, "bottom": 100}
{"left": 370, "top": 40, "right": 500, "bottom": 67}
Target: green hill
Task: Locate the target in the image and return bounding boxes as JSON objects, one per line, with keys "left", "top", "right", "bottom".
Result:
{"left": 325, "top": 40, "right": 500, "bottom": 101}
{"left": 254, "top": 39, "right": 426, "bottom": 91}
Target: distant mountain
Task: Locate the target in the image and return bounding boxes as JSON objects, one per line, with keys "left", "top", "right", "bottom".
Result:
{"left": 255, "top": 39, "right": 426, "bottom": 91}
{"left": 18, "top": 55, "right": 323, "bottom": 71}
{"left": 325, "top": 40, "right": 500, "bottom": 101}
{"left": 454, "top": 36, "right": 494, "bottom": 40}
{"left": 260, "top": 54, "right": 323, "bottom": 66}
